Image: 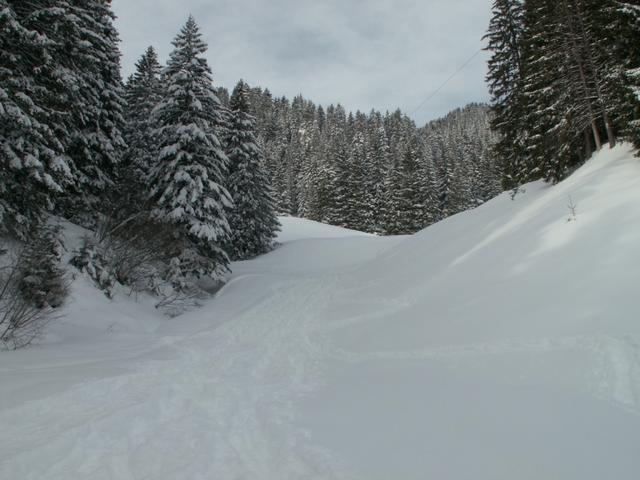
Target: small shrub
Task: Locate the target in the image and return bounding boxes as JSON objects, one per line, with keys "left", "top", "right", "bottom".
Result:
{"left": 70, "top": 237, "right": 117, "bottom": 298}
{"left": 1, "top": 224, "right": 69, "bottom": 349}
{"left": 18, "top": 224, "right": 69, "bottom": 308}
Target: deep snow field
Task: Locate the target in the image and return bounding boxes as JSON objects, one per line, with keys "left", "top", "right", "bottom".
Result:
{"left": 2, "top": 145, "right": 640, "bottom": 479}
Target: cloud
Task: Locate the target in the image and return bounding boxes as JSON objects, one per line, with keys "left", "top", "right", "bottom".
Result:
{"left": 112, "top": 0, "right": 491, "bottom": 126}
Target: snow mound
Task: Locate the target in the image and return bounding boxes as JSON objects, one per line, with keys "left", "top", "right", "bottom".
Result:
{"left": 1, "top": 145, "right": 640, "bottom": 480}
{"left": 276, "top": 216, "right": 373, "bottom": 243}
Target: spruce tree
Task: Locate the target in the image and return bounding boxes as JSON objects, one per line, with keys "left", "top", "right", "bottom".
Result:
{"left": 18, "top": 223, "right": 68, "bottom": 309}
{"left": 382, "top": 136, "right": 431, "bottom": 235}
{"left": 0, "top": 1, "right": 73, "bottom": 238}
{"left": 61, "top": 0, "right": 126, "bottom": 219}
{"left": 122, "top": 46, "right": 162, "bottom": 197}
{"left": 330, "top": 137, "right": 358, "bottom": 229}
{"left": 365, "top": 113, "right": 390, "bottom": 233}
{"left": 225, "top": 80, "right": 280, "bottom": 260}
{"left": 518, "top": 0, "right": 572, "bottom": 182}
{"left": 516, "top": 0, "right": 640, "bottom": 183}
{"left": 598, "top": 1, "right": 640, "bottom": 148}
{"left": 233, "top": 89, "right": 498, "bottom": 234}
{"left": 484, "top": 0, "right": 525, "bottom": 190}
{"left": 148, "top": 16, "right": 232, "bottom": 281}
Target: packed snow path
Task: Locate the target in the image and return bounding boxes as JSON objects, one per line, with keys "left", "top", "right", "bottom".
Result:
{"left": 2, "top": 146, "right": 640, "bottom": 479}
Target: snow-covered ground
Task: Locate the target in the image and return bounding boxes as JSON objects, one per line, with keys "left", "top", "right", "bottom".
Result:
{"left": 2, "top": 145, "right": 640, "bottom": 479}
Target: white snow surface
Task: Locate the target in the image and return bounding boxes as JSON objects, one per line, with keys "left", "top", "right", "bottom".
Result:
{"left": 276, "top": 216, "right": 373, "bottom": 243}
{"left": 2, "top": 145, "right": 640, "bottom": 479}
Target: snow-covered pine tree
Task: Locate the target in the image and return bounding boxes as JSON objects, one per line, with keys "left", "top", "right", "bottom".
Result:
{"left": 515, "top": 0, "right": 639, "bottom": 183}
{"left": 148, "top": 16, "right": 232, "bottom": 281}
{"left": 382, "top": 135, "right": 427, "bottom": 235}
{"left": 435, "top": 148, "right": 457, "bottom": 220}
{"left": 555, "top": 0, "right": 620, "bottom": 154}
{"left": 0, "top": 1, "right": 74, "bottom": 238}
{"left": 234, "top": 87, "right": 497, "bottom": 235}
{"left": 321, "top": 105, "right": 348, "bottom": 226}
{"left": 344, "top": 124, "right": 369, "bottom": 231}
{"left": 296, "top": 119, "right": 323, "bottom": 220}
{"left": 122, "top": 46, "right": 162, "bottom": 205}
{"left": 329, "top": 136, "right": 359, "bottom": 229}
{"left": 593, "top": 0, "right": 640, "bottom": 149}
{"left": 225, "top": 80, "right": 280, "bottom": 260}
{"left": 484, "top": 0, "right": 526, "bottom": 190}
{"left": 365, "top": 112, "right": 391, "bottom": 233}
{"left": 517, "top": 0, "right": 571, "bottom": 182}
{"left": 617, "top": 1, "right": 640, "bottom": 148}
{"left": 18, "top": 223, "right": 68, "bottom": 309}
{"left": 61, "top": 0, "right": 126, "bottom": 220}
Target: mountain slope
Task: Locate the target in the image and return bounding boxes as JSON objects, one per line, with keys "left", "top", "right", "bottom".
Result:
{"left": 1, "top": 145, "right": 639, "bottom": 479}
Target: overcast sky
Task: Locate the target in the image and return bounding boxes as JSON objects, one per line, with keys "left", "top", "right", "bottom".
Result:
{"left": 112, "top": 0, "right": 492, "bottom": 126}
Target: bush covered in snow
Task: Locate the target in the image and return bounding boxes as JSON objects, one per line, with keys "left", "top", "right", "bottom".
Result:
{"left": 0, "top": 224, "right": 69, "bottom": 349}
{"left": 70, "top": 213, "right": 207, "bottom": 315}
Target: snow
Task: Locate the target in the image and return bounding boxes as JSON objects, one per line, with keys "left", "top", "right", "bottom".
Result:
{"left": 2, "top": 145, "right": 640, "bottom": 479}
{"left": 276, "top": 216, "right": 373, "bottom": 243}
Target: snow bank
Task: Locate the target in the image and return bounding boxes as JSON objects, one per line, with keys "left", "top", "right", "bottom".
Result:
{"left": 276, "top": 216, "right": 373, "bottom": 243}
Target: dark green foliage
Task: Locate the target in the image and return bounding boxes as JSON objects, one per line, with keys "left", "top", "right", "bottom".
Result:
{"left": 147, "top": 16, "right": 232, "bottom": 281}
{"left": 225, "top": 80, "right": 280, "bottom": 260}
{"left": 60, "top": 0, "right": 127, "bottom": 219}
{"left": 383, "top": 137, "right": 429, "bottom": 235}
{"left": 0, "top": 1, "right": 73, "bottom": 238}
{"left": 70, "top": 237, "right": 117, "bottom": 298}
{"left": 18, "top": 224, "right": 68, "bottom": 309}
{"left": 238, "top": 82, "right": 499, "bottom": 236}
{"left": 484, "top": 0, "right": 526, "bottom": 189}
{"left": 0, "top": 0, "right": 127, "bottom": 235}
{"left": 121, "top": 46, "right": 162, "bottom": 212}
{"left": 486, "top": 0, "right": 640, "bottom": 186}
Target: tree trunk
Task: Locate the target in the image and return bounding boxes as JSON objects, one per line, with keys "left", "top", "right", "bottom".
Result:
{"left": 572, "top": 0, "right": 617, "bottom": 148}
{"left": 561, "top": 0, "right": 603, "bottom": 151}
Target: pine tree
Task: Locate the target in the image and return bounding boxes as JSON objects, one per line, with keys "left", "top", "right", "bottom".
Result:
{"left": 148, "top": 16, "right": 232, "bottom": 281}
{"left": 382, "top": 136, "right": 427, "bottom": 235}
{"left": 365, "top": 113, "right": 390, "bottom": 233}
{"left": 322, "top": 106, "right": 348, "bottom": 226}
{"left": 518, "top": 0, "right": 575, "bottom": 183}
{"left": 344, "top": 126, "right": 368, "bottom": 231}
{"left": 598, "top": 1, "right": 640, "bottom": 148}
{"left": 297, "top": 121, "right": 323, "bottom": 220}
{"left": 0, "top": 1, "right": 74, "bottom": 238}
{"left": 515, "top": 0, "right": 640, "bottom": 183}
{"left": 330, "top": 137, "right": 358, "bottom": 229}
{"left": 237, "top": 88, "right": 498, "bottom": 235}
{"left": 122, "top": 46, "right": 162, "bottom": 200}
{"left": 61, "top": 0, "right": 126, "bottom": 219}
{"left": 484, "top": 0, "right": 526, "bottom": 189}
{"left": 436, "top": 151, "right": 457, "bottom": 220}
{"left": 225, "top": 80, "right": 280, "bottom": 260}
{"left": 18, "top": 223, "right": 68, "bottom": 309}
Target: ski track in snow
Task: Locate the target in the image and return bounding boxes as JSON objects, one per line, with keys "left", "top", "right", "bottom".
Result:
{"left": 326, "top": 331, "right": 640, "bottom": 415}
{"left": 0, "top": 274, "right": 356, "bottom": 480}
{"left": 3, "top": 258, "right": 640, "bottom": 479}
{"left": 315, "top": 278, "right": 640, "bottom": 416}
{"left": 593, "top": 335, "right": 640, "bottom": 414}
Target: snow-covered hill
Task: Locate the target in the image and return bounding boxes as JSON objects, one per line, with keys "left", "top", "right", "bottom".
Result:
{"left": 2, "top": 145, "right": 640, "bottom": 479}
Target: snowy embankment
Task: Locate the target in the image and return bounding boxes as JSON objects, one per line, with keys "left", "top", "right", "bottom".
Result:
{"left": 2, "top": 145, "right": 640, "bottom": 479}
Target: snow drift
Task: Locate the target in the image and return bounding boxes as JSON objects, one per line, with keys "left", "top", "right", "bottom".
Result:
{"left": 1, "top": 145, "right": 640, "bottom": 479}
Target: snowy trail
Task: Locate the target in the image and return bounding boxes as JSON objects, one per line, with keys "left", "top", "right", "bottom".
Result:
{"left": 0, "top": 274, "right": 356, "bottom": 479}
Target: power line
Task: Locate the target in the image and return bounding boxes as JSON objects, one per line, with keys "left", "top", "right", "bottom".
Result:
{"left": 411, "top": 48, "right": 484, "bottom": 116}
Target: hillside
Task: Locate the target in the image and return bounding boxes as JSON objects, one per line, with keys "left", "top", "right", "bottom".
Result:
{"left": 1, "top": 145, "right": 640, "bottom": 479}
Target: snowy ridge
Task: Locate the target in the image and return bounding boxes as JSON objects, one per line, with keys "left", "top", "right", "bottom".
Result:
{"left": 2, "top": 145, "right": 640, "bottom": 479}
